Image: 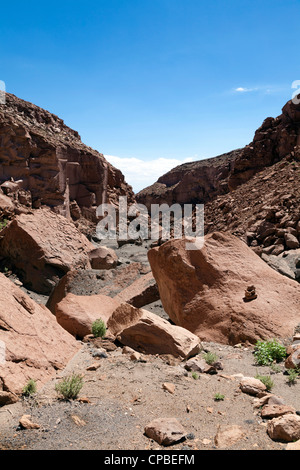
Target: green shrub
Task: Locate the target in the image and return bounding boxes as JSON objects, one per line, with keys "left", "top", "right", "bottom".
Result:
{"left": 191, "top": 372, "right": 199, "bottom": 380}
{"left": 203, "top": 351, "right": 218, "bottom": 365}
{"left": 91, "top": 318, "right": 107, "bottom": 338}
{"left": 214, "top": 393, "right": 225, "bottom": 401}
{"left": 55, "top": 374, "right": 84, "bottom": 400}
{"left": 22, "top": 379, "right": 37, "bottom": 397}
{"left": 254, "top": 339, "right": 286, "bottom": 366}
{"left": 286, "top": 369, "right": 299, "bottom": 385}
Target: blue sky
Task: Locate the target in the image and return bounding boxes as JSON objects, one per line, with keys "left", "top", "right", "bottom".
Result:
{"left": 1, "top": 0, "right": 299, "bottom": 192}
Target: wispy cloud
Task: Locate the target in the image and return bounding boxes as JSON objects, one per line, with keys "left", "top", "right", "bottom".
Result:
{"left": 233, "top": 84, "right": 286, "bottom": 95}
{"left": 105, "top": 155, "right": 197, "bottom": 193}
{"left": 234, "top": 86, "right": 258, "bottom": 93}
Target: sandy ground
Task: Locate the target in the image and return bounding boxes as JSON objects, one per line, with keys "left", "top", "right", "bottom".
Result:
{"left": 0, "top": 338, "right": 299, "bottom": 452}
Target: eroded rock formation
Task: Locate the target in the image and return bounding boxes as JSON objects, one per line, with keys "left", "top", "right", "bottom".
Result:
{"left": 0, "top": 93, "right": 134, "bottom": 221}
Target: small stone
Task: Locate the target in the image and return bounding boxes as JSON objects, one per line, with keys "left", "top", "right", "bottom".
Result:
{"left": 19, "top": 415, "right": 40, "bottom": 430}
{"left": 214, "top": 425, "right": 247, "bottom": 449}
{"left": 267, "top": 414, "right": 300, "bottom": 442}
{"left": 240, "top": 377, "right": 267, "bottom": 395}
{"left": 202, "top": 438, "right": 211, "bottom": 445}
{"left": 243, "top": 285, "right": 257, "bottom": 302}
{"left": 91, "top": 349, "right": 108, "bottom": 359}
{"left": 71, "top": 415, "right": 86, "bottom": 427}
{"left": 261, "top": 404, "right": 296, "bottom": 419}
{"left": 86, "top": 362, "right": 101, "bottom": 371}
{"left": 122, "top": 346, "right": 135, "bottom": 355}
{"left": 130, "top": 351, "right": 141, "bottom": 361}
{"left": 78, "top": 397, "right": 91, "bottom": 403}
{"left": 144, "top": 418, "right": 186, "bottom": 446}
{"left": 162, "top": 383, "right": 175, "bottom": 394}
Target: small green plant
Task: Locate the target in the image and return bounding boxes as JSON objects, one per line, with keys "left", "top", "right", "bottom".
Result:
{"left": 203, "top": 351, "right": 218, "bottom": 365}
{"left": 270, "top": 363, "right": 282, "bottom": 374}
{"left": 0, "top": 219, "right": 8, "bottom": 231}
{"left": 91, "top": 318, "right": 107, "bottom": 338}
{"left": 255, "top": 374, "right": 274, "bottom": 391}
{"left": 55, "top": 374, "right": 84, "bottom": 400}
{"left": 214, "top": 393, "right": 225, "bottom": 401}
{"left": 22, "top": 379, "right": 37, "bottom": 397}
{"left": 191, "top": 372, "right": 199, "bottom": 380}
{"left": 286, "top": 368, "right": 299, "bottom": 385}
{"left": 254, "top": 339, "right": 286, "bottom": 366}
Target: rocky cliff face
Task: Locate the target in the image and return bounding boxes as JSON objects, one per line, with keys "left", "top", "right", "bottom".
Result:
{"left": 136, "top": 97, "right": 300, "bottom": 209}
{"left": 0, "top": 93, "right": 134, "bottom": 222}
{"left": 228, "top": 97, "right": 300, "bottom": 190}
{"left": 136, "top": 149, "right": 240, "bottom": 210}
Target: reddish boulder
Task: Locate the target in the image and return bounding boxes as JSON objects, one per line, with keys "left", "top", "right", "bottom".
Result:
{"left": 114, "top": 271, "right": 159, "bottom": 307}
{"left": 144, "top": 418, "right": 186, "bottom": 446}
{"left": 0, "top": 273, "right": 80, "bottom": 395}
{"left": 267, "top": 414, "right": 300, "bottom": 442}
{"left": 46, "top": 262, "right": 152, "bottom": 314}
{"left": 0, "top": 208, "right": 94, "bottom": 294}
{"left": 107, "top": 303, "right": 201, "bottom": 359}
{"left": 88, "top": 246, "right": 118, "bottom": 270}
{"left": 55, "top": 292, "right": 122, "bottom": 338}
{"left": 148, "top": 232, "right": 300, "bottom": 345}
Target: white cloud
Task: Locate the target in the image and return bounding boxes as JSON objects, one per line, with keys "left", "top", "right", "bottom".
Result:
{"left": 233, "top": 85, "right": 286, "bottom": 95}
{"left": 234, "top": 86, "right": 257, "bottom": 93}
{"left": 105, "top": 155, "right": 197, "bottom": 193}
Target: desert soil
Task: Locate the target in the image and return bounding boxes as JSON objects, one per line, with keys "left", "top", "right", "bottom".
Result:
{"left": 0, "top": 241, "right": 299, "bottom": 453}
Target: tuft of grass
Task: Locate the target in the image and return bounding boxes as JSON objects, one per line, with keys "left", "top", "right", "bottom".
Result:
{"left": 286, "top": 369, "right": 299, "bottom": 385}
{"left": 191, "top": 372, "right": 199, "bottom": 380}
{"left": 55, "top": 374, "right": 84, "bottom": 400}
{"left": 254, "top": 339, "right": 286, "bottom": 366}
{"left": 22, "top": 379, "right": 37, "bottom": 397}
{"left": 203, "top": 351, "right": 218, "bottom": 365}
{"left": 255, "top": 374, "right": 274, "bottom": 391}
{"left": 214, "top": 393, "right": 225, "bottom": 401}
{"left": 91, "top": 318, "right": 107, "bottom": 338}
{"left": 269, "top": 363, "right": 282, "bottom": 374}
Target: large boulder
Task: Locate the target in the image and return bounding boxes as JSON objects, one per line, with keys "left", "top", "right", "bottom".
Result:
{"left": 107, "top": 303, "right": 201, "bottom": 359}
{"left": 0, "top": 208, "right": 94, "bottom": 294}
{"left": 46, "top": 263, "right": 152, "bottom": 314}
{"left": 55, "top": 292, "right": 122, "bottom": 338}
{"left": 147, "top": 232, "right": 300, "bottom": 345}
{"left": 114, "top": 271, "right": 160, "bottom": 307}
{"left": 0, "top": 273, "right": 80, "bottom": 395}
